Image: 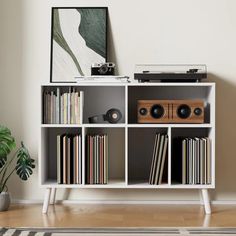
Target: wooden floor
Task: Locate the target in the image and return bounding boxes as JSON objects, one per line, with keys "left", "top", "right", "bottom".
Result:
{"left": 0, "top": 204, "right": 236, "bottom": 228}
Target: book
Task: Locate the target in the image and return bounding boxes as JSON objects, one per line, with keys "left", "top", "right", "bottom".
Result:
{"left": 63, "top": 93, "right": 67, "bottom": 124}
{"left": 56, "top": 88, "right": 60, "bottom": 124}
{"left": 86, "top": 134, "right": 108, "bottom": 184}
{"left": 149, "top": 133, "right": 159, "bottom": 184}
{"left": 62, "top": 135, "right": 67, "bottom": 184}
{"left": 61, "top": 93, "right": 64, "bottom": 124}
{"left": 158, "top": 135, "right": 168, "bottom": 185}
{"left": 149, "top": 133, "right": 168, "bottom": 185}
{"left": 154, "top": 135, "right": 165, "bottom": 185}
{"left": 79, "top": 91, "right": 84, "bottom": 124}
{"left": 179, "top": 137, "right": 211, "bottom": 185}
{"left": 57, "top": 134, "right": 82, "bottom": 185}
{"left": 182, "top": 139, "right": 187, "bottom": 184}
{"left": 57, "top": 135, "right": 62, "bottom": 184}
{"left": 207, "top": 138, "right": 211, "bottom": 184}
{"left": 43, "top": 87, "right": 84, "bottom": 124}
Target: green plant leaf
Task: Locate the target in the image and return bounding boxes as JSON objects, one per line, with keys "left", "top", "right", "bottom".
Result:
{"left": 0, "top": 126, "right": 16, "bottom": 168}
{"left": 15, "top": 142, "right": 35, "bottom": 181}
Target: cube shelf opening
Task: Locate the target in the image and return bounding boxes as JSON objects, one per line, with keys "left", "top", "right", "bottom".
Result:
{"left": 171, "top": 128, "right": 213, "bottom": 186}
{"left": 85, "top": 127, "right": 125, "bottom": 185}
{"left": 128, "top": 85, "right": 213, "bottom": 124}
{"left": 40, "top": 127, "right": 82, "bottom": 185}
{"left": 128, "top": 127, "right": 169, "bottom": 186}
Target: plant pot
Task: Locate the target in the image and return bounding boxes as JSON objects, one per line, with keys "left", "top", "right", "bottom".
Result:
{"left": 0, "top": 192, "right": 11, "bottom": 211}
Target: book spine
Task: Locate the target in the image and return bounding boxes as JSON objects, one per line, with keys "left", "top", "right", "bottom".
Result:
{"left": 56, "top": 87, "right": 60, "bottom": 124}
{"left": 79, "top": 135, "right": 81, "bottom": 184}
{"left": 149, "top": 134, "right": 158, "bottom": 184}
{"left": 67, "top": 93, "right": 70, "bottom": 124}
{"left": 57, "top": 135, "right": 61, "bottom": 184}
{"left": 74, "top": 92, "right": 79, "bottom": 124}
{"left": 90, "top": 136, "right": 93, "bottom": 184}
{"left": 71, "top": 89, "right": 74, "bottom": 124}
{"left": 67, "top": 137, "right": 71, "bottom": 184}
{"left": 158, "top": 135, "right": 168, "bottom": 185}
{"left": 63, "top": 136, "right": 67, "bottom": 184}
{"left": 43, "top": 92, "right": 47, "bottom": 124}
{"left": 61, "top": 93, "right": 63, "bottom": 124}
{"left": 207, "top": 138, "right": 211, "bottom": 184}
{"left": 63, "top": 93, "right": 67, "bottom": 124}
{"left": 79, "top": 91, "right": 84, "bottom": 124}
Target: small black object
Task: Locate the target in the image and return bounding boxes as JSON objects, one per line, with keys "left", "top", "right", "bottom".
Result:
{"left": 177, "top": 104, "right": 191, "bottom": 119}
{"left": 91, "top": 62, "right": 115, "bottom": 76}
{"left": 150, "top": 104, "right": 164, "bottom": 119}
{"left": 194, "top": 107, "right": 202, "bottom": 116}
{"left": 139, "top": 108, "right": 148, "bottom": 116}
{"left": 187, "top": 69, "right": 199, "bottom": 74}
{"left": 88, "top": 108, "right": 122, "bottom": 124}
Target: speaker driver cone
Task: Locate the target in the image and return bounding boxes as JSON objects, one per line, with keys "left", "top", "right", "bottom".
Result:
{"left": 177, "top": 104, "right": 191, "bottom": 119}
{"left": 150, "top": 104, "right": 164, "bottom": 119}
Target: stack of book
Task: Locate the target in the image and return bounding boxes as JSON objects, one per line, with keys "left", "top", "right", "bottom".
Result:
{"left": 182, "top": 137, "right": 211, "bottom": 185}
{"left": 149, "top": 133, "right": 168, "bottom": 185}
{"left": 86, "top": 134, "right": 108, "bottom": 184}
{"left": 43, "top": 87, "right": 84, "bottom": 124}
{"left": 57, "top": 134, "right": 82, "bottom": 184}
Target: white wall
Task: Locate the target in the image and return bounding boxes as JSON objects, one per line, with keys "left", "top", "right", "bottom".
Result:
{"left": 1, "top": 0, "right": 236, "bottom": 201}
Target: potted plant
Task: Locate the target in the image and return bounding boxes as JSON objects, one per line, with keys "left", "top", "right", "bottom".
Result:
{"left": 0, "top": 125, "right": 35, "bottom": 211}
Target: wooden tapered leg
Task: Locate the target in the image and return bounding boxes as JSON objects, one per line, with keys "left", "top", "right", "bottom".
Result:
{"left": 201, "top": 189, "right": 211, "bottom": 214}
{"left": 42, "top": 188, "right": 51, "bottom": 214}
{"left": 50, "top": 188, "right": 57, "bottom": 205}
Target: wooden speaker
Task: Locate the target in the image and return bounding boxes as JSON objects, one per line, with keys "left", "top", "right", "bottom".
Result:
{"left": 137, "top": 100, "right": 204, "bottom": 123}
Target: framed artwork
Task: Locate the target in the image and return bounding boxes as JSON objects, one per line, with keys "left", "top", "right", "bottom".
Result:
{"left": 50, "top": 7, "right": 108, "bottom": 82}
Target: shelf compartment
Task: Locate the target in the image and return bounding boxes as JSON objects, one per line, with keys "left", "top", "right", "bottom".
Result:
{"left": 84, "top": 127, "right": 125, "bottom": 185}
{"left": 128, "top": 127, "right": 169, "bottom": 185}
{"left": 40, "top": 127, "right": 82, "bottom": 185}
{"left": 41, "top": 85, "right": 126, "bottom": 125}
{"left": 171, "top": 127, "right": 213, "bottom": 186}
{"left": 81, "top": 86, "right": 125, "bottom": 124}
{"left": 128, "top": 85, "right": 214, "bottom": 124}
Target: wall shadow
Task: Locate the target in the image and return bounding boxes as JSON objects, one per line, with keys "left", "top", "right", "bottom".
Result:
{"left": 0, "top": 0, "right": 25, "bottom": 198}
{"left": 107, "top": 11, "right": 119, "bottom": 75}
{"left": 207, "top": 74, "right": 236, "bottom": 200}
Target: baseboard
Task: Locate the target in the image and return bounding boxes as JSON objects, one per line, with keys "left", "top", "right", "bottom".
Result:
{"left": 11, "top": 199, "right": 236, "bottom": 205}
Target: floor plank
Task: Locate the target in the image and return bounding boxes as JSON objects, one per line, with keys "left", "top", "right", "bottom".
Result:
{"left": 0, "top": 204, "right": 236, "bottom": 227}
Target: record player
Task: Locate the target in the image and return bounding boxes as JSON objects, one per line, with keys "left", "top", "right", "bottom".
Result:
{"left": 134, "top": 64, "right": 207, "bottom": 82}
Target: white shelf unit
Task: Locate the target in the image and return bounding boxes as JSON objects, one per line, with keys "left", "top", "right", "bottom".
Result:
{"left": 39, "top": 82, "right": 215, "bottom": 215}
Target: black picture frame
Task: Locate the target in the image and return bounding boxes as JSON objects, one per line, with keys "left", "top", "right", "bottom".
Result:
{"left": 50, "top": 7, "right": 108, "bottom": 82}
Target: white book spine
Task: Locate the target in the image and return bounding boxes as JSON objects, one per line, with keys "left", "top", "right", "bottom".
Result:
{"left": 56, "top": 88, "right": 60, "bottom": 124}
{"left": 60, "top": 94, "right": 64, "bottom": 124}
{"left": 67, "top": 91, "right": 71, "bottom": 124}
{"left": 63, "top": 93, "right": 67, "bottom": 124}
{"left": 74, "top": 92, "right": 79, "bottom": 124}
{"left": 50, "top": 91, "right": 54, "bottom": 124}
{"left": 79, "top": 91, "right": 84, "bottom": 124}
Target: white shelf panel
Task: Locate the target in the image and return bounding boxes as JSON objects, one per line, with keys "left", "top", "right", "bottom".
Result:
{"left": 127, "top": 182, "right": 170, "bottom": 189}
{"left": 170, "top": 184, "right": 215, "bottom": 189}
{"left": 41, "top": 124, "right": 83, "bottom": 128}
{"left": 41, "top": 124, "right": 126, "bottom": 128}
{"left": 42, "top": 82, "right": 215, "bottom": 87}
{"left": 127, "top": 182, "right": 213, "bottom": 189}
{"left": 84, "top": 124, "right": 126, "bottom": 128}
{"left": 128, "top": 82, "right": 215, "bottom": 87}
{"left": 42, "top": 83, "right": 128, "bottom": 87}
{"left": 128, "top": 124, "right": 212, "bottom": 128}
{"left": 41, "top": 179, "right": 126, "bottom": 189}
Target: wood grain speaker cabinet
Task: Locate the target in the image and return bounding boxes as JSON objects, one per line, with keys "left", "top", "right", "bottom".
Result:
{"left": 137, "top": 100, "right": 204, "bottom": 123}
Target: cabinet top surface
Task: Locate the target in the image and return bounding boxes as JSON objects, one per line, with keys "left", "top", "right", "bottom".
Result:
{"left": 42, "top": 82, "right": 215, "bottom": 87}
